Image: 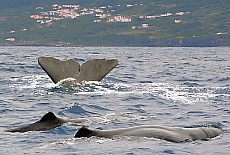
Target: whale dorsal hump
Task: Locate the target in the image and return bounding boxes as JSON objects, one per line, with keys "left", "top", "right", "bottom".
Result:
{"left": 39, "top": 112, "right": 57, "bottom": 122}
{"left": 74, "top": 126, "right": 93, "bottom": 138}
{"left": 5, "top": 112, "right": 64, "bottom": 133}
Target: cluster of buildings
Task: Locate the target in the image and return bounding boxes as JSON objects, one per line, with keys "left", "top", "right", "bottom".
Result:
{"left": 30, "top": 3, "right": 190, "bottom": 28}
{"left": 5, "top": 3, "right": 191, "bottom": 43}
{"left": 139, "top": 13, "right": 172, "bottom": 19}
{"left": 30, "top": 3, "right": 144, "bottom": 25}
{"left": 130, "top": 11, "right": 188, "bottom": 30}
{"left": 107, "top": 16, "right": 132, "bottom": 23}
{"left": 139, "top": 11, "right": 188, "bottom": 22}
{"left": 132, "top": 24, "right": 149, "bottom": 30}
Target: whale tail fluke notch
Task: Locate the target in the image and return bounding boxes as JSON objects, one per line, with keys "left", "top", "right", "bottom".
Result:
{"left": 38, "top": 57, "right": 118, "bottom": 84}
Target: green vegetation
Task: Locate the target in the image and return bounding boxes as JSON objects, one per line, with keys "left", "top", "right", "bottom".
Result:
{"left": 0, "top": 0, "right": 229, "bottom": 46}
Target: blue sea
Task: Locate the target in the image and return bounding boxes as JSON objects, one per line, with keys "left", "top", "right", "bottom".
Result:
{"left": 0, "top": 47, "right": 229, "bottom": 154}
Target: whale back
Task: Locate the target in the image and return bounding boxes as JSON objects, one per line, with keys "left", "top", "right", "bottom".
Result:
{"left": 38, "top": 57, "right": 118, "bottom": 84}
{"left": 6, "top": 112, "right": 66, "bottom": 133}
{"left": 74, "top": 125, "right": 222, "bottom": 142}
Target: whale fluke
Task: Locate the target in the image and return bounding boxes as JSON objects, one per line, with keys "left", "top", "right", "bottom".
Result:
{"left": 6, "top": 112, "right": 68, "bottom": 133}
{"left": 74, "top": 125, "right": 222, "bottom": 143}
{"left": 38, "top": 57, "right": 118, "bottom": 84}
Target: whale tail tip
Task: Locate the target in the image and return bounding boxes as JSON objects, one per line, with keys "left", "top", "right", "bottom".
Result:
{"left": 75, "top": 126, "right": 93, "bottom": 138}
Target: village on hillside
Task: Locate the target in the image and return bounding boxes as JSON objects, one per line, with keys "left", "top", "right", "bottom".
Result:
{"left": 6, "top": 3, "right": 189, "bottom": 44}
{"left": 30, "top": 3, "right": 188, "bottom": 26}
{"left": 2, "top": 1, "right": 228, "bottom": 47}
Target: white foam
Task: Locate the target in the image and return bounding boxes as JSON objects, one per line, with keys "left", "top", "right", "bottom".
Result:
{"left": 10, "top": 75, "right": 55, "bottom": 90}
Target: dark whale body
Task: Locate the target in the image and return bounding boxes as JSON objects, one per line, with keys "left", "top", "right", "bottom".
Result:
{"left": 6, "top": 112, "right": 222, "bottom": 143}
{"left": 38, "top": 57, "right": 118, "bottom": 84}
{"left": 75, "top": 125, "right": 222, "bottom": 143}
{"left": 6, "top": 112, "right": 86, "bottom": 133}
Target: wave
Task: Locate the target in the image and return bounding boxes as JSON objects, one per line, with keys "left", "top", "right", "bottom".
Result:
{"left": 6, "top": 74, "right": 230, "bottom": 105}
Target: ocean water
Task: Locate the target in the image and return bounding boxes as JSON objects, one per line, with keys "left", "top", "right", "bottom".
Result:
{"left": 0, "top": 46, "right": 229, "bottom": 154}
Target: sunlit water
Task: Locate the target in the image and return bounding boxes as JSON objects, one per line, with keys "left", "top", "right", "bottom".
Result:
{"left": 0, "top": 47, "right": 229, "bottom": 154}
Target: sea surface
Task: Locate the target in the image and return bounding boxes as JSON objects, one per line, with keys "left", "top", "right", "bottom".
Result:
{"left": 0, "top": 47, "right": 229, "bottom": 155}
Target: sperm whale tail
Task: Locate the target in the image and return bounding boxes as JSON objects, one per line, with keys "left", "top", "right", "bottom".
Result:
{"left": 38, "top": 57, "right": 118, "bottom": 84}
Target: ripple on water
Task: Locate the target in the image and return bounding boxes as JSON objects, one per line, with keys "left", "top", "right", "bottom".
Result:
{"left": 1, "top": 47, "right": 229, "bottom": 155}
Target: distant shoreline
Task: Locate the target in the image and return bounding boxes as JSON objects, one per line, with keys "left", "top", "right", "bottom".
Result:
{"left": 0, "top": 43, "right": 53, "bottom": 47}
{"left": 0, "top": 44, "right": 228, "bottom": 47}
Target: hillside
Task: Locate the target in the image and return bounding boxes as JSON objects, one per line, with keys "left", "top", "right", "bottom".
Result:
{"left": 0, "top": 0, "right": 229, "bottom": 46}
